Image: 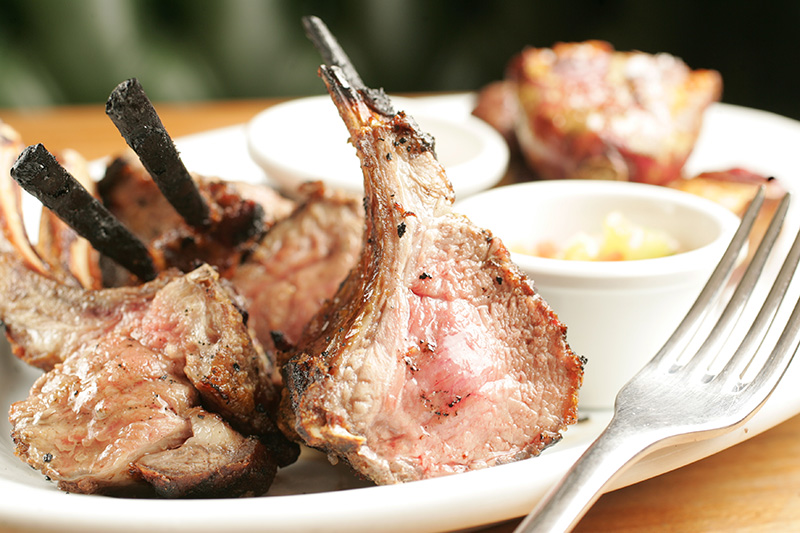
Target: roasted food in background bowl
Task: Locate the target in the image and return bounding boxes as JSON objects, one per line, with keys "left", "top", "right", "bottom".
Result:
{"left": 474, "top": 40, "right": 722, "bottom": 184}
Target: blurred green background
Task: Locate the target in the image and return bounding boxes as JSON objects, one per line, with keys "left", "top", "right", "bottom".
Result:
{"left": 1, "top": 0, "right": 797, "bottom": 120}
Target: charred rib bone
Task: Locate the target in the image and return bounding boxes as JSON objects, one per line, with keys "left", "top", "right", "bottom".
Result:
{"left": 303, "top": 15, "right": 434, "bottom": 149}
{"left": 106, "top": 78, "right": 211, "bottom": 229}
{"left": 302, "top": 16, "right": 418, "bottom": 135}
{"left": 302, "top": 16, "right": 372, "bottom": 103}
{"left": 10, "top": 143, "right": 157, "bottom": 282}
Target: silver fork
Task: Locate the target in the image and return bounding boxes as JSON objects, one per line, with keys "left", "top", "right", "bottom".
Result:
{"left": 516, "top": 187, "right": 800, "bottom": 533}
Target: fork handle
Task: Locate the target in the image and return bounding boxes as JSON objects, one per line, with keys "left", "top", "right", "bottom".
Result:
{"left": 515, "top": 416, "right": 659, "bottom": 533}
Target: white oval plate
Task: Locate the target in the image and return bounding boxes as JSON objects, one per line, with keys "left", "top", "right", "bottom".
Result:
{"left": 245, "top": 93, "right": 509, "bottom": 199}
{"left": 2, "top": 100, "right": 800, "bottom": 533}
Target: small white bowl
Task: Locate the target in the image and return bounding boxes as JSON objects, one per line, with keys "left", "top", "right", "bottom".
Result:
{"left": 246, "top": 95, "right": 509, "bottom": 198}
{"left": 455, "top": 180, "right": 742, "bottom": 409}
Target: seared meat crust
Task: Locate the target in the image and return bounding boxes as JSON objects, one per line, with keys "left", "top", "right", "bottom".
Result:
{"left": 131, "top": 408, "right": 277, "bottom": 498}
{"left": 98, "top": 155, "right": 271, "bottom": 283}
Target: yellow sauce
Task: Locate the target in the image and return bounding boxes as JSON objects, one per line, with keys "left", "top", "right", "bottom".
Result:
{"left": 519, "top": 211, "right": 681, "bottom": 261}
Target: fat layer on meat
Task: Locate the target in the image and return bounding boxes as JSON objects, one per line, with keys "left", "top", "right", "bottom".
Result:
{"left": 280, "top": 66, "right": 584, "bottom": 484}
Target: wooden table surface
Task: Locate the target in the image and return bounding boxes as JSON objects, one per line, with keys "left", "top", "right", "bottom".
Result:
{"left": 2, "top": 98, "right": 800, "bottom": 532}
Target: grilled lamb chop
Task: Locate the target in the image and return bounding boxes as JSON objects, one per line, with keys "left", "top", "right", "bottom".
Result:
{"left": 1, "top": 121, "right": 298, "bottom": 496}
{"left": 0, "top": 163, "right": 298, "bottom": 494}
{"left": 495, "top": 40, "right": 721, "bottom": 184}
{"left": 9, "top": 110, "right": 358, "bottom": 378}
{"left": 4, "top": 257, "right": 297, "bottom": 496}
{"left": 280, "top": 18, "right": 584, "bottom": 484}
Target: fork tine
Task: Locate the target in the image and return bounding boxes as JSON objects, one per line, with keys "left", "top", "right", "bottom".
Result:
{"left": 746, "top": 288, "right": 800, "bottom": 395}
{"left": 649, "top": 187, "right": 766, "bottom": 367}
{"left": 680, "top": 192, "right": 791, "bottom": 375}
{"left": 716, "top": 209, "right": 800, "bottom": 385}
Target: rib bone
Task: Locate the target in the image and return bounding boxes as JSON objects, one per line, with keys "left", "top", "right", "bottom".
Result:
{"left": 106, "top": 78, "right": 210, "bottom": 228}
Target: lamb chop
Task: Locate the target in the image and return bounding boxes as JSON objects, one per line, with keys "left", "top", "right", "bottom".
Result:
{"left": 2, "top": 250, "right": 297, "bottom": 495}
{"left": 49, "top": 78, "right": 268, "bottom": 287}
{"left": 100, "top": 80, "right": 363, "bottom": 361}
{"left": 99, "top": 155, "right": 363, "bottom": 362}
{"left": 2, "top": 131, "right": 298, "bottom": 496}
{"left": 279, "top": 17, "right": 584, "bottom": 484}
{"left": 8, "top": 76, "right": 362, "bottom": 371}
